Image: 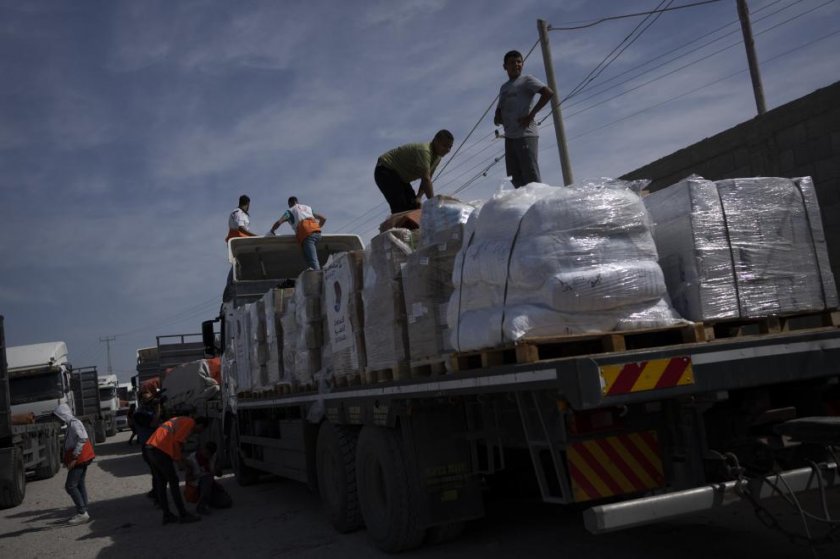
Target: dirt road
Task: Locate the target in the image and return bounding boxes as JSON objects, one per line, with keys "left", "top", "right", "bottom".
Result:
{"left": 1, "top": 431, "right": 838, "bottom": 558}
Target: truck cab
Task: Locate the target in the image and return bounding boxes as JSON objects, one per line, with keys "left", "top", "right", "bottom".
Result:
{"left": 97, "top": 374, "right": 119, "bottom": 437}
{"left": 7, "top": 342, "right": 74, "bottom": 420}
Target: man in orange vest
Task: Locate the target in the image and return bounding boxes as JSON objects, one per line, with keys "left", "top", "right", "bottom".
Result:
{"left": 53, "top": 403, "right": 96, "bottom": 525}
{"left": 145, "top": 415, "right": 210, "bottom": 524}
{"left": 226, "top": 195, "right": 257, "bottom": 243}
{"left": 268, "top": 196, "right": 327, "bottom": 270}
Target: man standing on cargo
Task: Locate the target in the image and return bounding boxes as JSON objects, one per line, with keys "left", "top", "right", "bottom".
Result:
{"left": 226, "top": 195, "right": 257, "bottom": 243}
{"left": 494, "top": 50, "right": 553, "bottom": 187}
{"left": 145, "top": 415, "right": 209, "bottom": 524}
{"left": 268, "top": 196, "right": 327, "bottom": 270}
{"left": 374, "top": 130, "right": 454, "bottom": 214}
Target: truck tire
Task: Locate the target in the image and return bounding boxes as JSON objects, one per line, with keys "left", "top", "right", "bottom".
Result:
{"left": 355, "top": 426, "right": 426, "bottom": 553}
{"left": 105, "top": 416, "right": 117, "bottom": 437}
{"left": 316, "top": 422, "right": 363, "bottom": 533}
{"left": 0, "top": 447, "right": 26, "bottom": 509}
{"left": 33, "top": 431, "right": 60, "bottom": 480}
{"left": 230, "top": 418, "right": 259, "bottom": 486}
{"left": 94, "top": 419, "right": 107, "bottom": 444}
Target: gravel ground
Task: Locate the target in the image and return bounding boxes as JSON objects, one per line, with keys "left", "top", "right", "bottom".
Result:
{"left": 2, "top": 431, "right": 839, "bottom": 558}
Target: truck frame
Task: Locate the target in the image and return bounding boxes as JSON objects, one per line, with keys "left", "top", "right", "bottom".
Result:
{"left": 207, "top": 237, "right": 840, "bottom": 552}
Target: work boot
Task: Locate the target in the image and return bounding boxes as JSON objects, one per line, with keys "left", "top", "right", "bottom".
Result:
{"left": 68, "top": 512, "right": 90, "bottom": 525}
{"left": 179, "top": 512, "right": 201, "bottom": 523}
{"left": 162, "top": 512, "right": 179, "bottom": 525}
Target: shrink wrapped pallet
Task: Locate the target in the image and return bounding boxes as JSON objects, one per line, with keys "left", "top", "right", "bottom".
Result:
{"left": 447, "top": 180, "right": 683, "bottom": 352}
{"left": 280, "top": 299, "right": 297, "bottom": 384}
{"left": 248, "top": 300, "right": 267, "bottom": 390}
{"left": 645, "top": 175, "right": 838, "bottom": 321}
{"left": 232, "top": 305, "right": 253, "bottom": 394}
{"left": 263, "top": 287, "right": 294, "bottom": 388}
{"left": 363, "top": 229, "right": 415, "bottom": 370}
{"left": 324, "top": 251, "right": 366, "bottom": 379}
{"left": 291, "top": 270, "right": 324, "bottom": 385}
{"left": 403, "top": 197, "right": 478, "bottom": 361}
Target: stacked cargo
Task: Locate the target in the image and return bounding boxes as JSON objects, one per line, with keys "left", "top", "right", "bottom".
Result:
{"left": 323, "top": 251, "right": 366, "bottom": 382}
{"left": 262, "top": 287, "right": 295, "bottom": 389}
{"left": 363, "top": 229, "right": 416, "bottom": 373}
{"left": 281, "top": 270, "right": 324, "bottom": 387}
{"left": 644, "top": 175, "right": 838, "bottom": 321}
{"left": 402, "top": 197, "right": 477, "bottom": 362}
{"left": 447, "top": 180, "right": 684, "bottom": 352}
{"left": 247, "top": 300, "right": 267, "bottom": 391}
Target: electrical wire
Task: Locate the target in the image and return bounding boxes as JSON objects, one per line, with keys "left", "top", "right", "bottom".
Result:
{"left": 548, "top": 0, "right": 724, "bottom": 31}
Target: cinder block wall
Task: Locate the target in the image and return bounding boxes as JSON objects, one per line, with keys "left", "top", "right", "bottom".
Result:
{"left": 621, "top": 81, "right": 840, "bottom": 286}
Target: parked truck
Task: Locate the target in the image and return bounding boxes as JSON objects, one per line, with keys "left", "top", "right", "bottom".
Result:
{"left": 97, "top": 373, "right": 119, "bottom": 437}
{"left": 202, "top": 231, "right": 840, "bottom": 553}
{"left": 0, "top": 322, "right": 65, "bottom": 508}
{"left": 69, "top": 366, "right": 108, "bottom": 443}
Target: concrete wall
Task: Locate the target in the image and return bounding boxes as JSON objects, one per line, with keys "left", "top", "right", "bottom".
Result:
{"left": 622, "top": 81, "right": 840, "bottom": 285}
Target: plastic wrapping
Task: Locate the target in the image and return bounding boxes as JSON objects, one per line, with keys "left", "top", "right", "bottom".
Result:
{"left": 448, "top": 180, "right": 683, "bottom": 352}
{"left": 262, "top": 287, "right": 294, "bottom": 388}
{"left": 403, "top": 197, "right": 478, "bottom": 361}
{"left": 248, "top": 300, "right": 267, "bottom": 390}
{"left": 278, "top": 270, "right": 324, "bottom": 386}
{"left": 645, "top": 175, "right": 838, "bottom": 321}
{"left": 323, "top": 251, "right": 366, "bottom": 378}
{"left": 363, "top": 229, "right": 416, "bottom": 370}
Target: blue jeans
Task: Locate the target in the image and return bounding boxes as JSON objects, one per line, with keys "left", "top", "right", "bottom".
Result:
{"left": 65, "top": 463, "right": 89, "bottom": 514}
{"left": 302, "top": 232, "right": 321, "bottom": 270}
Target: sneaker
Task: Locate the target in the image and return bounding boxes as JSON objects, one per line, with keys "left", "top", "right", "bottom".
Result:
{"left": 179, "top": 513, "right": 202, "bottom": 524}
{"left": 162, "top": 513, "right": 179, "bottom": 525}
{"left": 68, "top": 512, "right": 90, "bottom": 525}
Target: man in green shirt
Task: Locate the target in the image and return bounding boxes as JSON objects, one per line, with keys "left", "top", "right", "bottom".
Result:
{"left": 374, "top": 129, "right": 454, "bottom": 214}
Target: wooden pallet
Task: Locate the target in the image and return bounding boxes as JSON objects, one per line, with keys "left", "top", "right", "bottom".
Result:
{"left": 704, "top": 309, "right": 840, "bottom": 340}
{"left": 409, "top": 356, "right": 449, "bottom": 378}
{"left": 450, "top": 323, "right": 706, "bottom": 373}
{"left": 332, "top": 373, "right": 362, "bottom": 388}
{"left": 363, "top": 362, "right": 410, "bottom": 384}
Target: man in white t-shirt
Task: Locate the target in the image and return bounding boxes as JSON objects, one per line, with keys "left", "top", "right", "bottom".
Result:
{"left": 225, "top": 195, "right": 257, "bottom": 243}
{"left": 494, "top": 50, "right": 553, "bottom": 188}
{"left": 269, "top": 196, "right": 327, "bottom": 270}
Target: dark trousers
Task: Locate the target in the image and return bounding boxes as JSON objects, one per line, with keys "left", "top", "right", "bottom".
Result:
{"left": 375, "top": 165, "right": 419, "bottom": 214}
{"left": 146, "top": 446, "right": 188, "bottom": 516}
{"left": 141, "top": 445, "right": 161, "bottom": 503}
{"left": 505, "top": 136, "right": 541, "bottom": 187}
{"left": 65, "top": 463, "right": 89, "bottom": 514}
{"left": 199, "top": 475, "right": 233, "bottom": 509}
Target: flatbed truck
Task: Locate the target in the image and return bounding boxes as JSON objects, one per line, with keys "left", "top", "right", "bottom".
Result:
{"left": 206, "top": 237, "right": 840, "bottom": 552}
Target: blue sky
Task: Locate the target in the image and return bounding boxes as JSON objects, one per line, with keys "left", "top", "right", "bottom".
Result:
{"left": 1, "top": 0, "right": 838, "bottom": 381}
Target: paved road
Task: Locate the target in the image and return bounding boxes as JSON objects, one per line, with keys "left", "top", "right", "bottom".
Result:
{"left": 1, "top": 431, "right": 838, "bottom": 558}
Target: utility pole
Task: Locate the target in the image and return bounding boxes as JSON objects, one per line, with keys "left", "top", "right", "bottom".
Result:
{"left": 736, "top": 0, "right": 767, "bottom": 115}
{"left": 99, "top": 335, "right": 116, "bottom": 374}
{"left": 537, "top": 18, "right": 574, "bottom": 185}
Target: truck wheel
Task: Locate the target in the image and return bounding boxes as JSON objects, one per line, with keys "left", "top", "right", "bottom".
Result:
{"left": 316, "top": 422, "right": 363, "bottom": 533}
{"left": 426, "top": 522, "right": 466, "bottom": 545}
{"left": 94, "top": 420, "right": 107, "bottom": 444}
{"left": 355, "top": 426, "right": 426, "bottom": 553}
{"left": 105, "top": 417, "right": 117, "bottom": 437}
{"left": 0, "top": 447, "right": 26, "bottom": 509}
{"left": 34, "top": 432, "right": 60, "bottom": 480}
{"left": 230, "top": 418, "right": 260, "bottom": 486}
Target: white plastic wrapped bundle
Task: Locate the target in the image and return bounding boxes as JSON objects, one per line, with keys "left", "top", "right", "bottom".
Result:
{"left": 324, "top": 251, "right": 366, "bottom": 378}
{"left": 280, "top": 299, "right": 297, "bottom": 383}
{"left": 419, "top": 195, "right": 477, "bottom": 248}
{"left": 645, "top": 175, "right": 838, "bottom": 321}
{"left": 262, "top": 288, "right": 294, "bottom": 388}
{"left": 248, "top": 300, "right": 267, "bottom": 390}
{"left": 448, "top": 180, "right": 683, "bottom": 352}
{"left": 291, "top": 270, "right": 323, "bottom": 385}
{"left": 363, "top": 229, "right": 415, "bottom": 370}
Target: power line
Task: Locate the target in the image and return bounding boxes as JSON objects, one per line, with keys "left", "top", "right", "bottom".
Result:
{"left": 548, "top": 0, "right": 724, "bottom": 31}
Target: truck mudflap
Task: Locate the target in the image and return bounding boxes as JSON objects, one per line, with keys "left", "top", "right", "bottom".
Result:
{"left": 583, "top": 461, "right": 838, "bottom": 534}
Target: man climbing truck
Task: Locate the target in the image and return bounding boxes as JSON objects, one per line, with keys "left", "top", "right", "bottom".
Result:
{"left": 206, "top": 233, "right": 840, "bottom": 553}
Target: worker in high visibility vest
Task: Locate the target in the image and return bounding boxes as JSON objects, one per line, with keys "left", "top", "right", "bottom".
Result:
{"left": 53, "top": 403, "right": 96, "bottom": 525}
{"left": 268, "top": 196, "right": 327, "bottom": 270}
{"left": 145, "top": 415, "right": 210, "bottom": 524}
{"left": 226, "top": 194, "right": 257, "bottom": 243}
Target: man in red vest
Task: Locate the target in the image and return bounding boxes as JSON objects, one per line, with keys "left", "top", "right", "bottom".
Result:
{"left": 53, "top": 403, "right": 96, "bottom": 525}
{"left": 145, "top": 415, "right": 210, "bottom": 524}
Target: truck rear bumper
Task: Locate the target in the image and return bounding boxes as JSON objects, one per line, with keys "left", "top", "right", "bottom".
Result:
{"left": 584, "top": 462, "right": 838, "bottom": 533}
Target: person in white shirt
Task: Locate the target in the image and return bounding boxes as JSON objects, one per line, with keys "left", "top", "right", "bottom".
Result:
{"left": 225, "top": 195, "right": 257, "bottom": 243}
{"left": 269, "top": 196, "right": 327, "bottom": 270}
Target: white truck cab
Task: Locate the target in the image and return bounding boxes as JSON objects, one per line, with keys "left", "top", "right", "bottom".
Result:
{"left": 7, "top": 342, "right": 74, "bottom": 419}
